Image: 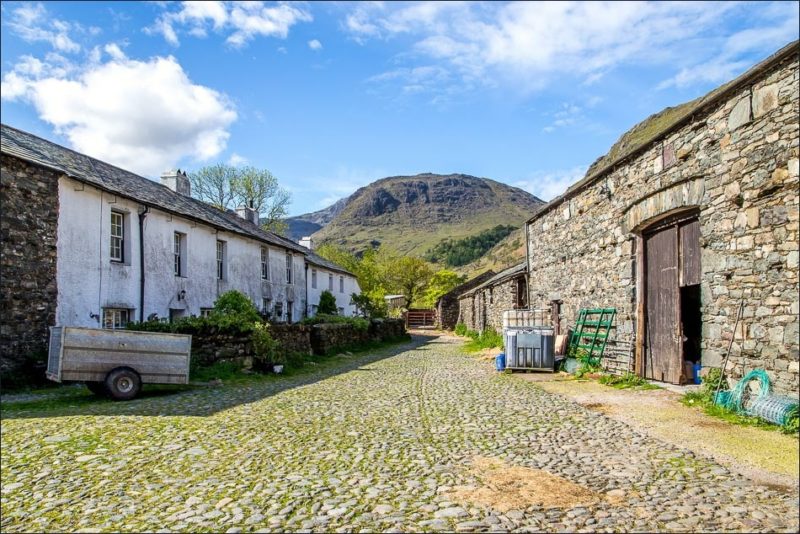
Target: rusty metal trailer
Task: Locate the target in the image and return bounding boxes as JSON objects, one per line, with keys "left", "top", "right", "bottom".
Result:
{"left": 47, "top": 327, "right": 192, "bottom": 400}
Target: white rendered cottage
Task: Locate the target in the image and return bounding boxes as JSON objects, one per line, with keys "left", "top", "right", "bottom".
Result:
{"left": 0, "top": 125, "right": 359, "bottom": 340}
{"left": 299, "top": 237, "right": 361, "bottom": 317}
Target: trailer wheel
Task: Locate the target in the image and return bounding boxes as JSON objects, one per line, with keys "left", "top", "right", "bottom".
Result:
{"left": 104, "top": 367, "right": 141, "bottom": 400}
{"left": 85, "top": 381, "right": 108, "bottom": 397}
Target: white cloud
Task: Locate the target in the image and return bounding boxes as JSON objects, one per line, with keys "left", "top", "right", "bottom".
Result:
{"left": 657, "top": 7, "right": 800, "bottom": 89}
{"left": 2, "top": 52, "right": 237, "bottom": 176}
{"left": 228, "top": 153, "right": 248, "bottom": 166}
{"left": 148, "top": 1, "right": 312, "bottom": 48}
{"left": 6, "top": 2, "right": 81, "bottom": 53}
{"left": 308, "top": 39, "right": 322, "bottom": 50}
{"left": 514, "top": 165, "right": 588, "bottom": 202}
{"left": 343, "top": 1, "right": 799, "bottom": 95}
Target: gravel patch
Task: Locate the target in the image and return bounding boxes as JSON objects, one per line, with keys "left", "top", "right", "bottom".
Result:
{"left": 1, "top": 335, "right": 797, "bottom": 532}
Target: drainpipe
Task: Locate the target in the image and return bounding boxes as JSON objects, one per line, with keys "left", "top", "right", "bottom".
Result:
{"left": 304, "top": 262, "right": 309, "bottom": 318}
{"left": 138, "top": 206, "right": 149, "bottom": 322}
{"left": 524, "top": 220, "right": 532, "bottom": 310}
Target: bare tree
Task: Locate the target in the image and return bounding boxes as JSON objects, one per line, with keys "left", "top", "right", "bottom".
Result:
{"left": 189, "top": 164, "right": 238, "bottom": 210}
{"left": 189, "top": 164, "right": 291, "bottom": 234}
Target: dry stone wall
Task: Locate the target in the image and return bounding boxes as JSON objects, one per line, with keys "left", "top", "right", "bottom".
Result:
{"left": 525, "top": 47, "right": 799, "bottom": 393}
{"left": 0, "top": 156, "right": 59, "bottom": 384}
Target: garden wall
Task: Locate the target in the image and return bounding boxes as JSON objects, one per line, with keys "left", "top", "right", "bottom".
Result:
{"left": 188, "top": 319, "right": 406, "bottom": 367}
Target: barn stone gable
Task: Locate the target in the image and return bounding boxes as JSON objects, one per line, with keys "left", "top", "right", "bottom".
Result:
{"left": 525, "top": 41, "right": 799, "bottom": 393}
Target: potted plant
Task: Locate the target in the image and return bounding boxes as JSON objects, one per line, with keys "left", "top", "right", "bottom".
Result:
{"left": 251, "top": 322, "right": 281, "bottom": 374}
{"left": 272, "top": 351, "right": 287, "bottom": 374}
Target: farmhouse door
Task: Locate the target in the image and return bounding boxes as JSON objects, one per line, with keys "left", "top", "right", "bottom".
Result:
{"left": 644, "top": 225, "right": 682, "bottom": 383}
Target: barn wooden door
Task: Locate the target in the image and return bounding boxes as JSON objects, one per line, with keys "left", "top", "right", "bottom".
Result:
{"left": 644, "top": 225, "right": 682, "bottom": 383}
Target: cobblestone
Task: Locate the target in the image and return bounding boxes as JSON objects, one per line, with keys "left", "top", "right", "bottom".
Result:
{"left": 1, "top": 335, "right": 798, "bottom": 532}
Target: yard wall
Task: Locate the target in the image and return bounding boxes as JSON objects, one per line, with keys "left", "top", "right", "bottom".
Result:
{"left": 525, "top": 44, "right": 799, "bottom": 392}
{"left": 0, "top": 156, "right": 59, "bottom": 383}
{"left": 189, "top": 319, "right": 407, "bottom": 366}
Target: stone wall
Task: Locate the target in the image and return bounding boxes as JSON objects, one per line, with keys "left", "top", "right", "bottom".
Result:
{"left": 525, "top": 45, "right": 799, "bottom": 393}
{"left": 310, "top": 319, "right": 407, "bottom": 355}
{"left": 456, "top": 274, "right": 526, "bottom": 333}
{"left": 0, "top": 155, "right": 59, "bottom": 384}
{"left": 436, "top": 271, "right": 495, "bottom": 330}
{"left": 270, "top": 324, "right": 312, "bottom": 355}
{"left": 190, "top": 319, "right": 406, "bottom": 366}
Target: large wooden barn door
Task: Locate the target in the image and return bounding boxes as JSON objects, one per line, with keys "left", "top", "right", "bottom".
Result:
{"left": 644, "top": 225, "right": 682, "bottom": 383}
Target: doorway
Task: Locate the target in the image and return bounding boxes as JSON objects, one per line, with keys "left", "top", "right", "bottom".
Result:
{"left": 642, "top": 213, "right": 701, "bottom": 384}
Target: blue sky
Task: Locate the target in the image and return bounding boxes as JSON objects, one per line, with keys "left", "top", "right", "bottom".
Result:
{"left": 2, "top": 1, "right": 798, "bottom": 216}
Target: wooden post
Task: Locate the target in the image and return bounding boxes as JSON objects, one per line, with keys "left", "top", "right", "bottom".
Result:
{"left": 634, "top": 235, "right": 645, "bottom": 377}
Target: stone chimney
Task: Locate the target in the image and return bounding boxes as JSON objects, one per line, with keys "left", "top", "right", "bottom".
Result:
{"left": 161, "top": 169, "right": 191, "bottom": 196}
{"left": 299, "top": 236, "right": 313, "bottom": 250}
{"left": 235, "top": 205, "right": 259, "bottom": 225}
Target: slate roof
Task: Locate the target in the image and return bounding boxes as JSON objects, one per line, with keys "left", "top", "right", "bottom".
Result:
{"left": 461, "top": 262, "right": 526, "bottom": 297}
{"left": 1, "top": 123, "right": 307, "bottom": 254}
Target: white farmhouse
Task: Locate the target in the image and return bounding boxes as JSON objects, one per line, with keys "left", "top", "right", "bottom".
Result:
{"left": 299, "top": 237, "right": 361, "bottom": 317}
{"left": 0, "top": 124, "right": 359, "bottom": 362}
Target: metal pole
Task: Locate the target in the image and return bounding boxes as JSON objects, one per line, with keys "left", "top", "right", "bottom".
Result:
{"left": 715, "top": 299, "right": 744, "bottom": 401}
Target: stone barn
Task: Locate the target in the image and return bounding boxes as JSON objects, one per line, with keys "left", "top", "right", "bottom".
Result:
{"left": 524, "top": 41, "right": 799, "bottom": 392}
{"left": 435, "top": 270, "right": 495, "bottom": 330}
{"left": 457, "top": 263, "right": 528, "bottom": 333}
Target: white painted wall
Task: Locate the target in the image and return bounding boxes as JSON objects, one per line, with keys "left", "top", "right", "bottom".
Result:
{"left": 306, "top": 264, "right": 361, "bottom": 317}
{"left": 56, "top": 176, "right": 307, "bottom": 326}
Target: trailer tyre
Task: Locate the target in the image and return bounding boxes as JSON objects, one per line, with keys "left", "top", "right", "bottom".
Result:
{"left": 86, "top": 381, "right": 108, "bottom": 397}
{"left": 105, "top": 367, "right": 141, "bottom": 400}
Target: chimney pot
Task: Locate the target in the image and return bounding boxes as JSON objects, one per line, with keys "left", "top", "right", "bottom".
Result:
{"left": 235, "top": 205, "right": 259, "bottom": 225}
{"left": 161, "top": 169, "right": 191, "bottom": 196}
{"left": 299, "top": 236, "right": 314, "bottom": 250}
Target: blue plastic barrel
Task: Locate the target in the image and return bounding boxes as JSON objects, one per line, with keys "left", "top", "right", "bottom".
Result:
{"left": 495, "top": 353, "right": 506, "bottom": 371}
{"left": 693, "top": 363, "right": 702, "bottom": 385}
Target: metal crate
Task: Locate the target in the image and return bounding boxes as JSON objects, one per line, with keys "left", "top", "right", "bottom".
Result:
{"left": 504, "top": 327, "right": 555, "bottom": 371}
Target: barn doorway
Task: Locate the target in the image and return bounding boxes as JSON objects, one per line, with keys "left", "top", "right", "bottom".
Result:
{"left": 642, "top": 212, "right": 701, "bottom": 384}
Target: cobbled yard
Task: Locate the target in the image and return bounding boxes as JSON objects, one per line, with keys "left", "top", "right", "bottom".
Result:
{"left": 1, "top": 335, "right": 798, "bottom": 533}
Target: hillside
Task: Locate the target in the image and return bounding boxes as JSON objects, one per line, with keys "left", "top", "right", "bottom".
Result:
{"left": 285, "top": 197, "right": 350, "bottom": 241}
{"left": 457, "top": 226, "right": 527, "bottom": 278}
{"left": 301, "top": 173, "right": 544, "bottom": 256}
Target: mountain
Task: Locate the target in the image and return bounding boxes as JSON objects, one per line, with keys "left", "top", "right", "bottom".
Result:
{"left": 292, "top": 173, "right": 544, "bottom": 256}
{"left": 285, "top": 197, "right": 350, "bottom": 241}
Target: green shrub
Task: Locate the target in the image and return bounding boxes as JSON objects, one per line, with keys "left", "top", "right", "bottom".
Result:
{"left": 301, "top": 314, "right": 370, "bottom": 332}
{"left": 463, "top": 327, "right": 504, "bottom": 352}
{"left": 454, "top": 322, "right": 467, "bottom": 336}
{"left": 251, "top": 322, "right": 283, "bottom": 369}
{"left": 212, "top": 290, "right": 261, "bottom": 323}
{"left": 783, "top": 406, "right": 799, "bottom": 434}
{"left": 318, "top": 290, "right": 338, "bottom": 315}
{"left": 572, "top": 347, "right": 602, "bottom": 378}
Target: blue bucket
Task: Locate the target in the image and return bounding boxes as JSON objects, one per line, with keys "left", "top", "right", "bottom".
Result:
{"left": 693, "top": 363, "right": 702, "bottom": 385}
{"left": 495, "top": 353, "right": 506, "bottom": 371}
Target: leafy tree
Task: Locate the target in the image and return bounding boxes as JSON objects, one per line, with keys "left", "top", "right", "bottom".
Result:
{"left": 421, "top": 270, "right": 466, "bottom": 308}
{"left": 318, "top": 290, "right": 337, "bottom": 315}
{"left": 232, "top": 167, "right": 291, "bottom": 234}
{"left": 189, "top": 164, "right": 291, "bottom": 234}
{"left": 384, "top": 256, "right": 434, "bottom": 308}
